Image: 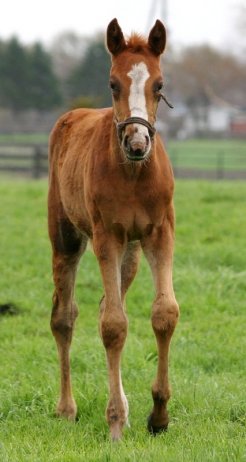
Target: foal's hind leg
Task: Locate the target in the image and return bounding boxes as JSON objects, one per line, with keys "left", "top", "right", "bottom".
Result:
{"left": 49, "top": 217, "right": 87, "bottom": 420}
{"left": 99, "top": 240, "right": 141, "bottom": 310}
{"left": 121, "top": 241, "right": 141, "bottom": 303}
{"left": 141, "top": 207, "right": 179, "bottom": 434}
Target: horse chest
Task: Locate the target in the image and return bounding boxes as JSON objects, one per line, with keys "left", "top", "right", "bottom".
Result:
{"left": 96, "top": 186, "right": 166, "bottom": 239}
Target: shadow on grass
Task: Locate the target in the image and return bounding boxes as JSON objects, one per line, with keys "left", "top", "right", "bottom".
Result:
{"left": 0, "top": 302, "right": 20, "bottom": 316}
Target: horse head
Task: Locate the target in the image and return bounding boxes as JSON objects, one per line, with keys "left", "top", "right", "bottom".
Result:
{"left": 107, "top": 18, "right": 167, "bottom": 162}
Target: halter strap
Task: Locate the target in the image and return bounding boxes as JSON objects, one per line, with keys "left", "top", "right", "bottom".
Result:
{"left": 116, "top": 116, "right": 156, "bottom": 141}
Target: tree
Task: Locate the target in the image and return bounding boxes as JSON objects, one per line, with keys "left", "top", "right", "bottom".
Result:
{"left": 50, "top": 32, "right": 87, "bottom": 80}
{"left": 67, "top": 35, "right": 111, "bottom": 107}
{"left": 28, "top": 42, "right": 63, "bottom": 110}
{"left": 50, "top": 32, "right": 88, "bottom": 102}
{"left": 0, "top": 37, "right": 30, "bottom": 110}
{"left": 169, "top": 45, "right": 246, "bottom": 108}
{"left": 0, "top": 38, "right": 63, "bottom": 111}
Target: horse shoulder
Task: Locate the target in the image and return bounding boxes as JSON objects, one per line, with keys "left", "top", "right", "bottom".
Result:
{"left": 50, "top": 108, "right": 112, "bottom": 158}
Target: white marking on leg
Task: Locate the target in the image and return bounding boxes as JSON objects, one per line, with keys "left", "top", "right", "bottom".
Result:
{"left": 119, "top": 371, "right": 129, "bottom": 426}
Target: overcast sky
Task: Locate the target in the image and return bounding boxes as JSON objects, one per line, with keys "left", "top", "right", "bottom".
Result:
{"left": 1, "top": 0, "right": 241, "bottom": 48}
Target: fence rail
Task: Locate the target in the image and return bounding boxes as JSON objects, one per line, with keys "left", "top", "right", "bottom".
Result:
{"left": 0, "top": 144, "right": 48, "bottom": 179}
{"left": 0, "top": 143, "right": 245, "bottom": 180}
{"left": 169, "top": 149, "right": 246, "bottom": 180}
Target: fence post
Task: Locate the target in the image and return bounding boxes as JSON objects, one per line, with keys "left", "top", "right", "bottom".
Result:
{"left": 33, "top": 145, "right": 42, "bottom": 179}
{"left": 216, "top": 151, "right": 225, "bottom": 180}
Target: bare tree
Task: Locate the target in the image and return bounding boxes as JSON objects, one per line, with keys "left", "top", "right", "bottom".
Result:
{"left": 169, "top": 45, "right": 246, "bottom": 108}
{"left": 50, "top": 32, "right": 88, "bottom": 81}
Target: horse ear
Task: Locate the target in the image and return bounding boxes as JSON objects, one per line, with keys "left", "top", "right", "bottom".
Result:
{"left": 107, "top": 18, "right": 126, "bottom": 56}
{"left": 148, "top": 20, "right": 166, "bottom": 56}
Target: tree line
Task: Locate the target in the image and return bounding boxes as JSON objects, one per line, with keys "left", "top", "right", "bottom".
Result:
{"left": 0, "top": 34, "right": 111, "bottom": 111}
{"left": 0, "top": 33, "right": 245, "bottom": 112}
{"left": 0, "top": 38, "right": 62, "bottom": 110}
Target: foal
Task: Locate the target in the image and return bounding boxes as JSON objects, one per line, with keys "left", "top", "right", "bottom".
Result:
{"left": 48, "top": 18, "right": 179, "bottom": 440}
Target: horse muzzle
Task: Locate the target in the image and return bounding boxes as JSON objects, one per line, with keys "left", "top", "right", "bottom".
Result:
{"left": 123, "top": 132, "right": 150, "bottom": 161}
{"left": 116, "top": 117, "right": 156, "bottom": 162}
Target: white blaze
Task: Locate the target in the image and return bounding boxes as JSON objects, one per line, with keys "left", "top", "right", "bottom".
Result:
{"left": 127, "top": 62, "right": 150, "bottom": 137}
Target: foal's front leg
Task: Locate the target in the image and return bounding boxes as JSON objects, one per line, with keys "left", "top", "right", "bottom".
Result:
{"left": 142, "top": 209, "right": 179, "bottom": 434}
{"left": 93, "top": 227, "right": 128, "bottom": 440}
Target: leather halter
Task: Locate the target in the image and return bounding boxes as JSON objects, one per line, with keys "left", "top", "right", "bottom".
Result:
{"left": 115, "top": 94, "right": 173, "bottom": 142}
{"left": 116, "top": 116, "right": 156, "bottom": 142}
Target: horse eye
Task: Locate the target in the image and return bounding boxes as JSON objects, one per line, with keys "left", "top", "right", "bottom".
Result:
{"left": 109, "top": 81, "right": 120, "bottom": 94}
{"left": 154, "top": 82, "right": 163, "bottom": 93}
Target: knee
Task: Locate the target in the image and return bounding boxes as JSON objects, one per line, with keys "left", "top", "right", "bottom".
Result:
{"left": 51, "top": 315, "right": 73, "bottom": 340}
{"left": 50, "top": 293, "right": 78, "bottom": 340}
{"left": 100, "top": 310, "right": 128, "bottom": 350}
{"left": 151, "top": 297, "right": 179, "bottom": 336}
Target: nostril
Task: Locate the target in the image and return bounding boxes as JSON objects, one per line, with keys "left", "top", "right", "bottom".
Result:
{"left": 145, "top": 136, "right": 150, "bottom": 147}
{"left": 124, "top": 135, "right": 129, "bottom": 150}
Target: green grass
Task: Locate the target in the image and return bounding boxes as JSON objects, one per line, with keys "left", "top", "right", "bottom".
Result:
{"left": 0, "top": 133, "right": 49, "bottom": 144}
{"left": 168, "top": 139, "right": 246, "bottom": 172}
{"left": 0, "top": 179, "right": 246, "bottom": 461}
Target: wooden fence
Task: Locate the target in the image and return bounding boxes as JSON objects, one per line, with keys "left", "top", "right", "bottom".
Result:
{"left": 169, "top": 149, "right": 246, "bottom": 180}
{"left": 0, "top": 143, "right": 245, "bottom": 180}
{"left": 0, "top": 144, "right": 48, "bottom": 179}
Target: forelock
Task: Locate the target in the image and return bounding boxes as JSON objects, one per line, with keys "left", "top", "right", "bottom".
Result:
{"left": 125, "top": 33, "right": 149, "bottom": 54}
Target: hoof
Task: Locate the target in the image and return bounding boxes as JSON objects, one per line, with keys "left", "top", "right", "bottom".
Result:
{"left": 147, "top": 414, "right": 168, "bottom": 435}
{"left": 56, "top": 399, "right": 77, "bottom": 421}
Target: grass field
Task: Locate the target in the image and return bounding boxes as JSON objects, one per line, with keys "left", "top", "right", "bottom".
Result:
{"left": 0, "top": 133, "right": 49, "bottom": 144}
{"left": 168, "top": 139, "right": 246, "bottom": 173}
{"left": 0, "top": 179, "right": 245, "bottom": 461}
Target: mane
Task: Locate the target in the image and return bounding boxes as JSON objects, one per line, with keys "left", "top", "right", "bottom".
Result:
{"left": 125, "top": 33, "right": 149, "bottom": 54}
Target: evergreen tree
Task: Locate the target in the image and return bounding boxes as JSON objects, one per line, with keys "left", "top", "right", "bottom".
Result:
{"left": 67, "top": 37, "right": 111, "bottom": 107}
{"left": 0, "top": 37, "right": 30, "bottom": 110}
{"left": 28, "top": 43, "right": 63, "bottom": 110}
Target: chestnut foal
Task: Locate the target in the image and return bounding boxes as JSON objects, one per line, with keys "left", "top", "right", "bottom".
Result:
{"left": 48, "top": 18, "right": 179, "bottom": 440}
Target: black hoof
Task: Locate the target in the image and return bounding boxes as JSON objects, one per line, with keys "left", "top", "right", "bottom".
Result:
{"left": 147, "top": 415, "right": 168, "bottom": 435}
